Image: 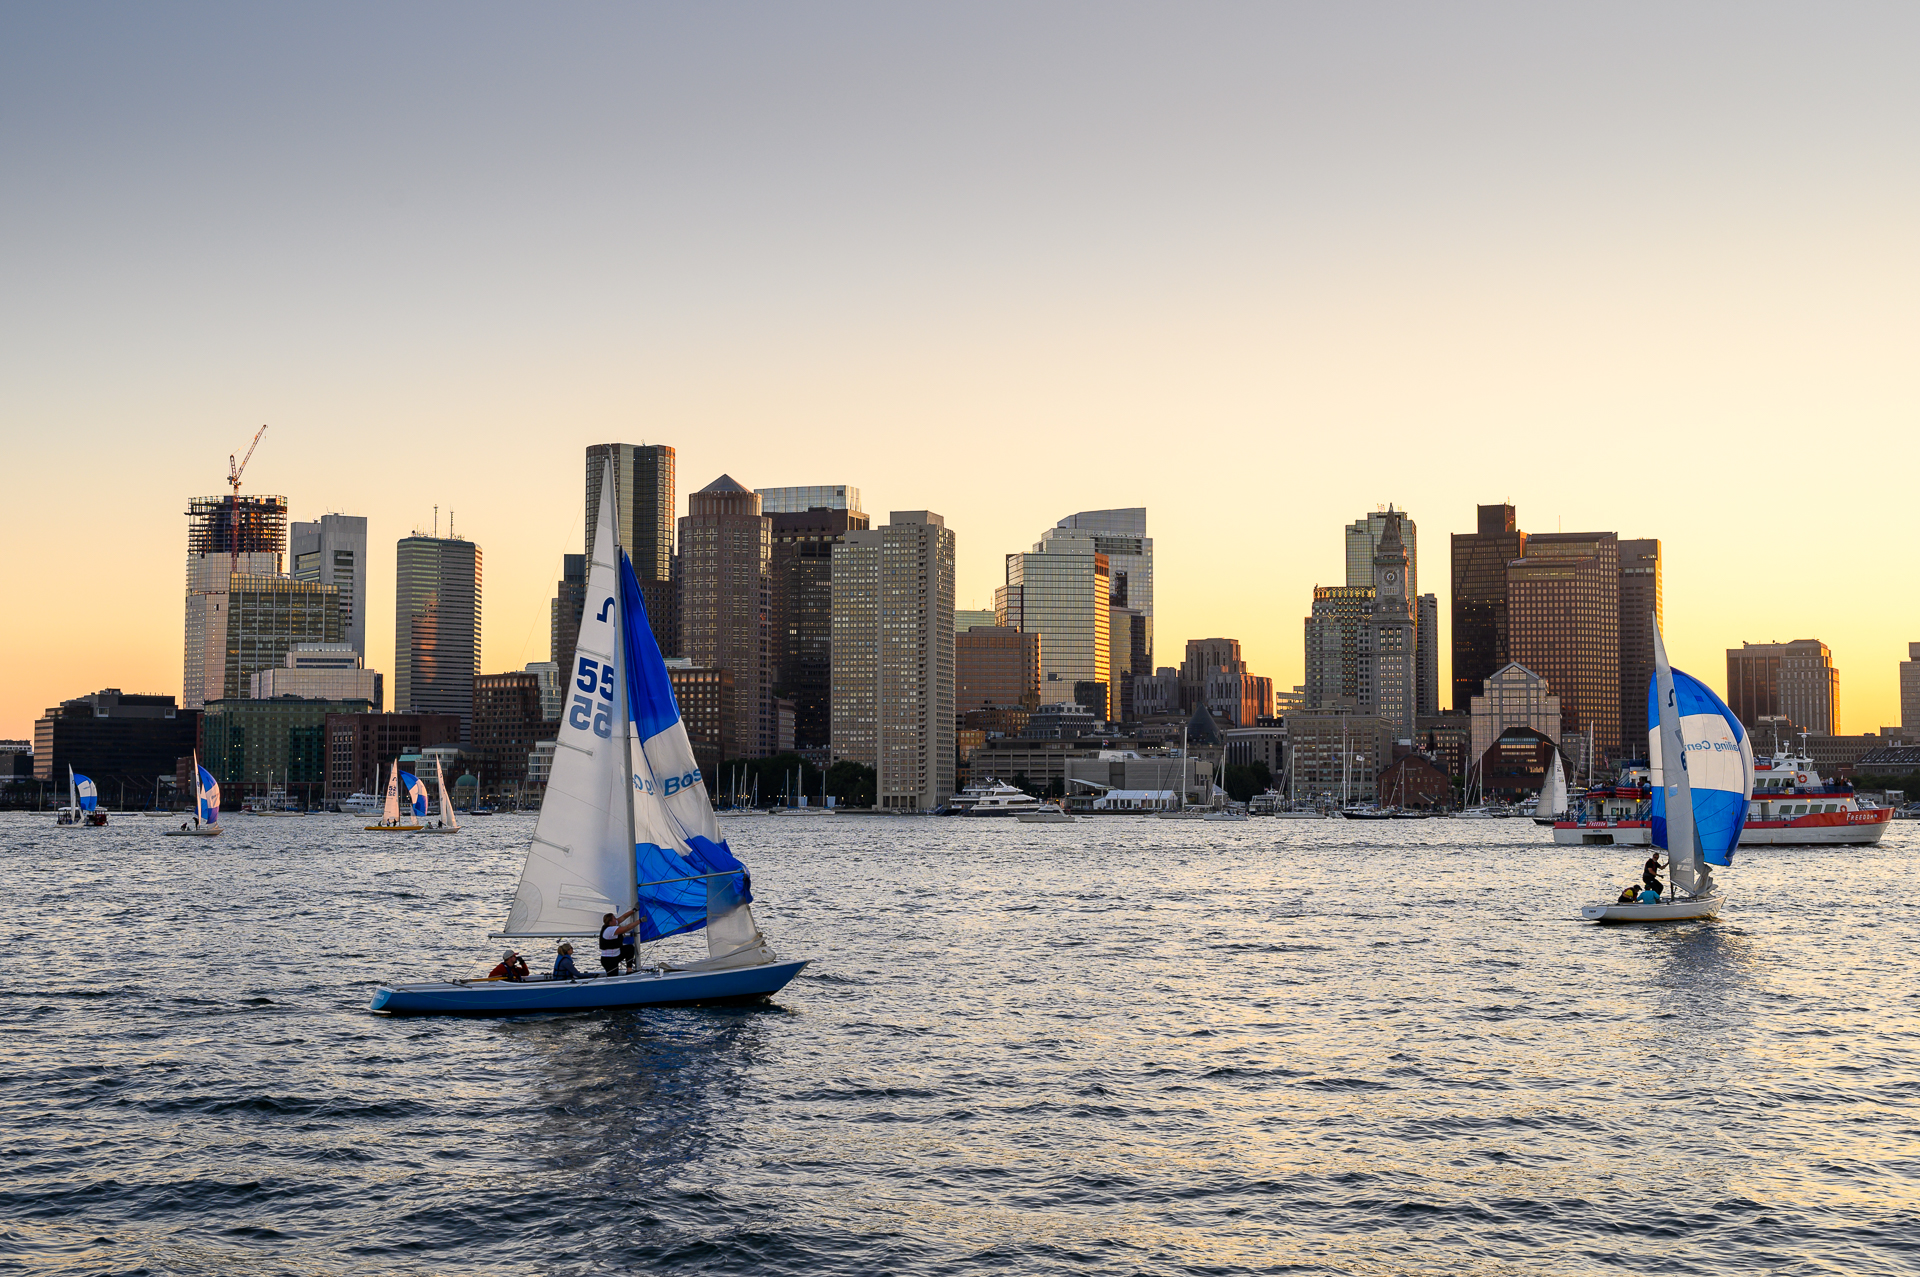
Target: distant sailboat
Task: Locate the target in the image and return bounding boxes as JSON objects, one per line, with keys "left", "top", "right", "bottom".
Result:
{"left": 371, "top": 466, "right": 807, "bottom": 1013}
{"left": 365, "top": 760, "right": 425, "bottom": 832}
{"left": 1582, "top": 620, "right": 1750, "bottom": 922}
{"left": 59, "top": 766, "right": 107, "bottom": 827}
{"left": 165, "top": 753, "right": 223, "bottom": 837}
{"left": 1533, "top": 752, "right": 1569, "bottom": 826}
{"left": 419, "top": 759, "right": 461, "bottom": 835}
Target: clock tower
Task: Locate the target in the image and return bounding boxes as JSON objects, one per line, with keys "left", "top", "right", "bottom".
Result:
{"left": 1369, "top": 509, "right": 1417, "bottom": 740}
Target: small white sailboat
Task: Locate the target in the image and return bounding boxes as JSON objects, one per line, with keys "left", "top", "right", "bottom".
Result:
{"left": 165, "top": 754, "right": 223, "bottom": 837}
{"left": 1582, "top": 620, "right": 1750, "bottom": 923}
{"left": 1016, "top": 801, "right": 1077, "bottom": 824}
{"left": 418, "top": 759, "right": 462, "bottom": 835}
{"left": 365, "top": 760, "right": 425, "bottom": 832}
{"left": 372, "top": 467, "right": 806, "bottom": 1014}
{"left": 1533, "top": 752, "right": 1570, "bottom": 826}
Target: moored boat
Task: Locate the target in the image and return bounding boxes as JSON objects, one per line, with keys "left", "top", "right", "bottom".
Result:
{"left": 1554, "top": 754, "right": 1890, "bottom": 846}
{"left": 950, "top": 778, "right": 1043, "bottom": 816}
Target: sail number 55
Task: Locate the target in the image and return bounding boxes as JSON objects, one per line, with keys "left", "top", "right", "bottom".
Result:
{"left": 570, "top": 656, "right": 616, "bottom": 738}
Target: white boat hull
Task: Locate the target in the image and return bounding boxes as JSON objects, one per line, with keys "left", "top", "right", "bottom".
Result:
{"left": 1015, "top": 811, "right": 1076, "bottom": 823}
{"left": 1554, "top": 818, "right": 1891, "bottom": 846}
{"left": 162, "top": 825, "right": 223, "bottom": 837}
{"left": 1582, "top": 893, "right": 1723, "bottom": 923}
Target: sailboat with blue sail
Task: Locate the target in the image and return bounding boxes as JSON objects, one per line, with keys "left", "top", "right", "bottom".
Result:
{"left": 1582, "top": 619, "right": 1751, "bottom": 922}
{"left": 57, "top": 766, "right": 107, "bottom": 827}
{"left": 164, "top": 753, "right": 224, "bottom": 837}
{"left": 370, "top": 468, "right": 806, "bottom": 1014}
{"left": 364, "top": 760, "right": 425, "bottom": 832}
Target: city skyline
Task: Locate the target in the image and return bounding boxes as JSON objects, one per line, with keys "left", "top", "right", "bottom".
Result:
{"left": 4, "top": 7, "right": 1918, "bottom": 736}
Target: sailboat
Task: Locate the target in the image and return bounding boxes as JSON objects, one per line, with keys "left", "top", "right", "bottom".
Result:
{"left": 165, "top": 753, "right": 224, "bottom": 837}
{"left": 418, "top": 758, "right": 462, "bottom": 835}
{"left": 1533, "top": 751, "right": 1570, "bottom": 826}
{"left": 1582, "top": 620, "right": 1750, "bottom": 922}
{"left": 57, "top": 766, "right": 108, "bottom": 827}
{"left": 364, "top": 760, "right": 425, "bottom": 832}
{"left": 371, "top": 468, "right": 807, "bottom": 1014}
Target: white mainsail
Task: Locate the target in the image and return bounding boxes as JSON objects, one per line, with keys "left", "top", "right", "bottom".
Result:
{"left": 435, "top": 758, "right": 459, "bottom": 831}
{"left": 501, "top": 469, "right": 637, "bottom": 937}
{"left": 382, "top": 760, "right": 402, "bottom": 824}
{"left": 1541, "top": 752, "right": 1568, "bottom": 818}
{"left": 1651, "top": 620, "right": 1702, "bottom": 896}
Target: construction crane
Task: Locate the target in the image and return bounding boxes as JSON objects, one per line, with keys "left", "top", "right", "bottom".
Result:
{"left": 228, "top": 424, "right": 268, "bottom": 580}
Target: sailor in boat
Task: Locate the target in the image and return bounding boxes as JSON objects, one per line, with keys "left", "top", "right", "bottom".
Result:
{"left": 1641, "top": 852, "right": 1665, "bottom": 894}
{"left": 1616, "top": 884, "right": 1639, "bottom": 904}
{"left": 552, "top": 943, "right": 582, "bottom": 982}
{"left": 599, "top": 908, "right": 641, "bottom": 975}
{"left": 487, "top": 950, "right": 529, "bottom": 982}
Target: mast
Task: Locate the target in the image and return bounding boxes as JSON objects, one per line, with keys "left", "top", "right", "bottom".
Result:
{"left": 1652, "top": 619, "right": 1701, "bottom": 896}
{"left": 615, "top": 564, "right": 640, "bottom": 914}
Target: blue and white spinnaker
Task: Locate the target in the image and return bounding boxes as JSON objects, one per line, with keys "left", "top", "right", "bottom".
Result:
{"left": 1647, "top": 665, "right": 1753, "bottom": 870}
{"left": 197, "top": 762, "right": 221, "bottom": 825}
{"left": 74, "top": 774, "right": 98, "bottom": 813}
{"left": 403, "top": 771, "right": 428, "bottom": 819}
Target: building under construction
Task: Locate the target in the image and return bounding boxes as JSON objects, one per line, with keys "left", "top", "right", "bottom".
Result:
{"left": 185, "top": 494, "right": 289, "bottom": 560}
{"left": 183, "top": 494, "right": 295, "bottom": 709}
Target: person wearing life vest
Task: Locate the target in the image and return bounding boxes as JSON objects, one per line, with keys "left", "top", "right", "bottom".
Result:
{"left": 599, "top": 907, "right": 640, "bottom": 975}
{"left": 487, "top": 950, "right": 529, "bottom": 981}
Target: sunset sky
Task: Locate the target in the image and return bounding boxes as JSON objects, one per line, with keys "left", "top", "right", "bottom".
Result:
{"left": 3, "top": 3, "right": 1915, "bottom": 740}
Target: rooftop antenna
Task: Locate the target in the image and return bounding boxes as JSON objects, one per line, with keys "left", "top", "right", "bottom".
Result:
{"left": 450, "top": 509, "right": 455, "bottom": 539}
{"left": 227, "top": 424, "right": 269, "bottom": 581}
{"left": 434, "top": 506, "right": 439, "bottom": 538}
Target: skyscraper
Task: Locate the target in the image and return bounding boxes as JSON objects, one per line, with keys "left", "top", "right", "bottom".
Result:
{"left": 1304, "top": 586, "right": 1375, "bottom": 711}
{"left": 395, "top": 533, "right": 481, "bottom": 738}
{"left": 1451, "top": 503, "right": 1525, "bottom": 712}
{"left": 1369, "top": 515, "right": 1417, "bottom": 741}
{"left": 1903, "top": 643, "right": 1920, "bottom": 735}
{"left": 290, "top": 513, "right": 369, "bottom": 663}
{"left": 1345, "top": 509, "right": 1418, "bottom": 604}
{"left": 1507, "top": 532, "right": 1620, "bottom": 764}
{"left": 1415, "top": 593, "right": 1440, "bottom": 719}
{"left": 197, "top": 575, "right": 342, "bottom": 705}
{"left": 679, "top": 475, "right": 771, "bottom": 760}
{"left": 182, "top": 493, "right": 288, "bottom": 709}
{"left": 830, "top": 512, "right": 956, "bottom": 809}
{"left": 1726, "top": 640, "right": 1840, "bottom": 737}
{"left": 550, "top": 554, "right": 586, "bottom": 685}
{"left": 585, "top": 443, "right": 676, "bottom": 657}
{"left": 1000, "top": 537, "right": 1112, "bottom": 717}
{"left": 768, "top": 503, "right": 870, "bottom": 751}
{"left": 1044, "top": 508, "right": 1152, "bottom": 668}
{"left": 1617, "top": 538, "right": 1663, "bottom": 757}
{"left": 755, "top": 484, "right": 861, "bottom": 515}
{"left": 957, "top": 626, "right": 1041, "bottom": 712}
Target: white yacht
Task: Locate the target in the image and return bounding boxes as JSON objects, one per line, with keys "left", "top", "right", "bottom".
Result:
{"left": 950, "top": 778, "right": 1044, "bottom": 817}
{"left": 338, "top": 791, "right": 385, "bottom": 816}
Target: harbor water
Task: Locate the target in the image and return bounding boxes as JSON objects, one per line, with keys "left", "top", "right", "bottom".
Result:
{"left": 2, "top": 811, "right": 1915, "bottom": 1275}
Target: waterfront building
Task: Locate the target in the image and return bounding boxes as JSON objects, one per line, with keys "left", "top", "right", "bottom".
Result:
{"left": 202, "top": 695, "right": 376, "bottom": 805}
{"left": 31, "top": 691, "right": 199, "bottom": 802}
{"left": 1181, "top": 638, "right": 1274, "bottom": 728}
{"left": 323, "top": 712, "right": 462, "bottom": 801}
{"left": 1479, "top": 728, "right": 1562, "bottom": 800}
{"left": 1002, "top": 538, "right": 1113, "bottom": 723}
{"left": 1468, "top": 664, "right": 1562, "bottom": 771}
{"left": 525, "top": 739, "right": 557, "bottom": 791}
{"left": 1023, "top": 702, "right": 1099, "bottom": 740}
{"left": 957, "top": 626, "right": 1041, "bottom": 713}
{"left": 471, "top": 671, "right": 558, "bottom": 789}
{"left": 1507, "top": 532, "right": 1620, "bottom": 764}
{"left": 586, "top": 443, "right": 677, "bottom": 657}
{"left": 1224, "top": 726, "right": 1286, "bottom": 775}
{"left": 755, "top": 484, "right": 861, "bottom": 515}
{"left": 1450, "top": 503, "right": 1525, "bottom": 712}
{"left": 954, "top": 608, "right": 996, "bottom": 633}
{"left": 1904, "top": 643, "right": 1920, "bottom": 735}
{"left": 1285, "top": 713, "right": 1388, "bottom": 803}
{"left": 679, "top": 475, "right": 772, "bottom": 760}
{"left": 395, "top": 533, "right": 481, "bottom": 738}
{"left": 661, "top": 663, "right": 731, "bottom": 785}
{"left": 182, "top": 493, "right": 290, "bottom": 710}
{"left": 1726, "top": 640, "right": 1840, "bottom": 737}
{"left": 1347, "top": 507, "right": 1438, "bottom": 718}
{"left": 768, "top": 505, "right": 871, "bottom": 751}
{"left": 1130, "top": 667, "right": 1180, "bottom": 718}
{"left": 249, "top": 643, "right": 382, "bottom": 706}
{"left": 1377, "top": 751, "right": 1452, "bottom": 809}
{"left": 830, "top": 512, "right": 957, "bottom": 810}
{"left": 1415, "top": 713, "right": 1473, "bottom": 782}
{"left": 1617, "top": 538, "right": 1663, "bottom": 757}
{"left": 290, "top": 513, "right": 369, "bottom": 663}
{"left": 549, "top": 554, "right": 586, "bottom": 686}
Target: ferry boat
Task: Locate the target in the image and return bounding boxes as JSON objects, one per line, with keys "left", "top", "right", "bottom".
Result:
{"left": 1553, "top": 753, "right": 1891, "bottom": 846}
{"left": 949, "top": 778, "right": 1043, "bottom": 817}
